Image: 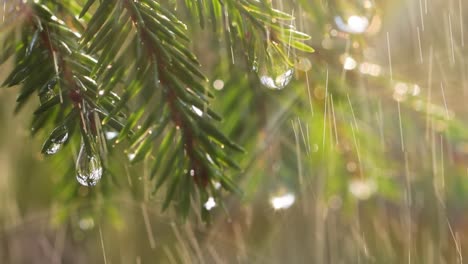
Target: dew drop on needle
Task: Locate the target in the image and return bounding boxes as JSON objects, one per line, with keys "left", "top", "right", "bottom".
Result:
{"left": 43, "top": 126, "right": 69, "bottom": 155}
{"left": 255, "top": 43, "right": 294, "bottom": 90}
{"left": 76, "top": 140, "right": 103, "bottom": 186}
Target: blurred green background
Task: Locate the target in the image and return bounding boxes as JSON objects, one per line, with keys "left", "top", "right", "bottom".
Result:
{"left": 1, "top": 0, "right": 468, "bottom": 263}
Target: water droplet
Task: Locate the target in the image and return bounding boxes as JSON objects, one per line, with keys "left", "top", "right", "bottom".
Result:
{"left": 393, "top": 82, "right": 409, "bottom": 102}
{"left": 270, "top": 192, "right": 296, "bottom": 210}
{"left": 330, "top": 0, "right": 375, "bottom": 34}
{"left": 342, "top": 56, "right": 357, "bottom": 70}
{"left": 411, "top": 84, "right": 421, "bottom": 96}
{"left": 213, "top": 181, "right": 221, "bottom": 189}
{"left": 40, "top": 89, "right": 55, "bottom": 103}
{"left": 311, "top": 144, "right": 319, "bottom": 152}
{"left": 252, "top": 59, "right": 259, "bottom": 72}
{"left": 43, "top": 126, "right": 69, "bottom": 155}
{"left": 127, "top": 152, "right": 136, "bottom": 161}
{"left": 206, "top": 154, "right": 215, "bottom": 164}
{"left": 213, "top": 79, "right": 224, "bottom": 90}
{"left": 358, "top": 61, "right": 382, "bottom": 76}
{"left": 191, "top": 105, "right": 203, "bottom": 116}
{"left": 349, "top": 178, "right": 377, "bottom": 200}
{"left": 78, "top": 216, "right": 95, "bottom": 230}
{"left": 105, "top": 131, "right": 118, "bottom": 140}
{"left": 255, "top": 44, "right": 294, "bottom": 90}
{"left": 76, "top": 141, "right": 103, "bottom": 186}
{"left": 295, "top": 57, "right": 312, "bottom": 72}
{"left": 45, "top": 143, "right": 60, "bottom": 154}
{"left": 204, "top": 197, "right": 216, "bottom": 210}
{"left": 39, "top": 78, "right": 57, "bottom": 103}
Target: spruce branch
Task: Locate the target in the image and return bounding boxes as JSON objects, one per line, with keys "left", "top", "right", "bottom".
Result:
{"left": 2, "top": 2, "right": 122, "bottom": 151}
{"left": 76, "top": 0, "right": 246, "bottom": 219}
{"left": 1, "top": 0, "right": 311, "bottom": 221}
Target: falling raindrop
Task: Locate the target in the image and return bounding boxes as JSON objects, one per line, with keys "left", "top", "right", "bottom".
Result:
{"left": 76, "top": 140, "right": 103, "bottom": 186}
{"left": 255, "top": 43, "right": 294, "bottom": 90}
{"left": 43, "top": 126, "right": 69, "bottom": 155}
{"left": 329, "top": 0, "right": 376, "bottom": 34}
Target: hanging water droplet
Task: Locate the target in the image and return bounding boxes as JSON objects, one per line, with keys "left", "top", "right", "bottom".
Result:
{"left": 76, "top": 141, "right": 103, "bottom": 186}
{"left": 39, "top": 78, "right": 57, "bottom": 103}
{"left": 43, "top": 126, "right": 69, "bottom": 155}
{"left": 255, "top": 43, "right": 294, "bottom": 90}
{"left": 45, "top": 143, "right": 61, "bottom": 155}
{"left": 330, "top": 0, "right": 376, "bottom": 34}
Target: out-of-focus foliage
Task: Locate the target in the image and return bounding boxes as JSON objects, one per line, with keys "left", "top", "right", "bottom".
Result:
{"left": 1, "top": 0, "right": 468, "bottom": 263}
